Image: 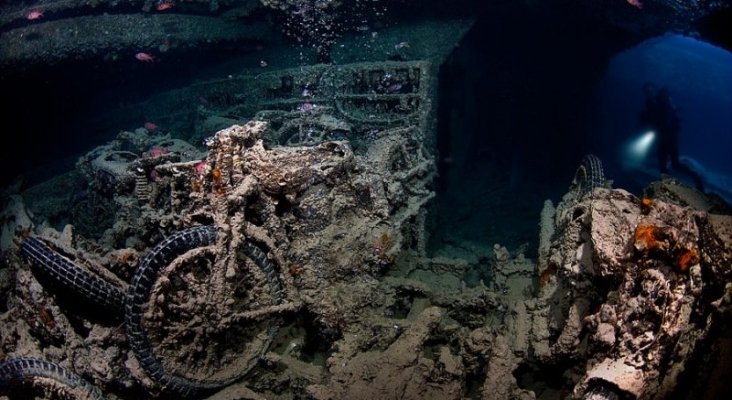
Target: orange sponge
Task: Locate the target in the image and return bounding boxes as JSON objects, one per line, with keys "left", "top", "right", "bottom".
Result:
{"left": 634, "top": 224, "right": 665, "bottom": 252}
{"left": 677, "top": 248, "right": 699, "bottom": 272}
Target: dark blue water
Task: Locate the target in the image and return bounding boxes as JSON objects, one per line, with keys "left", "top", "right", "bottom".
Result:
{"left": 594, "top": 33, "right": 732, "bottom": 201}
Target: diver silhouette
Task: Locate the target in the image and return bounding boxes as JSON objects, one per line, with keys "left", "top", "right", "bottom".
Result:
{"left": 640, "top": 83, "right": 704, "bottom": 191}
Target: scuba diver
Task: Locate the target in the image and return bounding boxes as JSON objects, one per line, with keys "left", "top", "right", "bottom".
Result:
{"left": 640, "top": 83, "right": 704, "bottom": 191}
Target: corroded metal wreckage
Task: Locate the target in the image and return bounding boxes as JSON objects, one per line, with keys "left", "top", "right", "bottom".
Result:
{"left": 532, "top": 157, "right": 732, "bottom": 400}
{"left": 1, "top": 65, "right": 732, "bottom": 399}
{"left": 0, "top": 78, "right": 439, "bottom": 397}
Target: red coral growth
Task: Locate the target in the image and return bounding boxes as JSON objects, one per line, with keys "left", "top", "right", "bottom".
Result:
{"left": 677, "top": 248, "right": 699, "bottom": 272}
{"left": 641, "top": 197, "right": 653, "bottom": 214}
{"left": 373, "top": 232, "right": 395, "bottom": 264}
{"left": 288, "top": 264, "right": 304, "bottom": 277}
{"left": 538, "top": 263, "right": 557, "bottom": 291}
{"left": 211, "top": 167, "right": 225, "bottom": 195}
{"left": 211, "top": 168, "right": 222, "bottom": 182}
{"left": 37, "top": 306, "right": 56, "bottom": 330}
{"left": 634, "top": 223, "right": 670, "bottom": 255}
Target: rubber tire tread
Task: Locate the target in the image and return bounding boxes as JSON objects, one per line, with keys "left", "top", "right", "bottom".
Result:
{"left": 575, "top": 154, "right": 605, "bottom": 198}
{"left": 21, "top": 236, "right": 125, "bottom": 312}
{"left": 0, "top": 357, "right": 104, "bottom": 400}
{"left": 125, "top": 225, "right": 221, "bottom": 397}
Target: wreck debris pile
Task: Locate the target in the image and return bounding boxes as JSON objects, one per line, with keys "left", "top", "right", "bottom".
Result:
{"left": 0, "top": 63, "right": 439, "bottom": 397}
{"left": 531, "top": 173, "right": 732, "bottom": 399}
{"left": 1, "top": 57, "right": 731, "bottom": 399}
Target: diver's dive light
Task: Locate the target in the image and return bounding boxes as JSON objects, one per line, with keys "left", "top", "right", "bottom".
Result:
{"left": 624, "top": 130, "right": 656, "bottom": 165}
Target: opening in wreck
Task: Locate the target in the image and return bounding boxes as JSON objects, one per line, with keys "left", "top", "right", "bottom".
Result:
{"left": 429, "top": 1, "right": 732, "bottom": 259}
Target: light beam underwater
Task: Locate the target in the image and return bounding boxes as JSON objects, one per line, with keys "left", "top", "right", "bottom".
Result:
{"left": 623, "top": 130, "right": 656, "bottom": 166}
